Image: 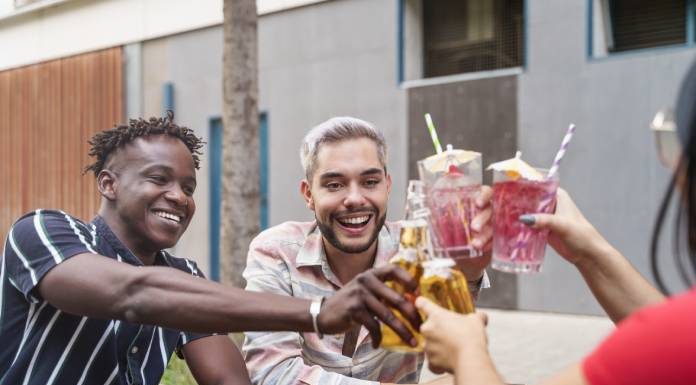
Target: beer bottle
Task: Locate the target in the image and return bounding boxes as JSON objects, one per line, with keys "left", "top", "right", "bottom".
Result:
{"left": 419, "top": 258, "right": 475, "bottom": 314}
{"left": 379, "top": 181, "right": 429, "bottom": 352}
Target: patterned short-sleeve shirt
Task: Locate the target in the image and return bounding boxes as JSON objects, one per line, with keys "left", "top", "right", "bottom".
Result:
{"left": 0, "top": 210, "right": 210, "bottom": 385}
{"left": 242, "top": 220, "right": 489, "bottom": 385}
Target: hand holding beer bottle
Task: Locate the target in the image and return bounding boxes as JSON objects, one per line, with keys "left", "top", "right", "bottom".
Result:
{"left": 379, "top": 182, "right": 429, "bottom": 351}
{"left": 380, "top": 181, "right": 476, "bottom": 352}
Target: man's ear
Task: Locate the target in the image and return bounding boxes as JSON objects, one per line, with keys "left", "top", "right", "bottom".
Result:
{"left": 386, "top": 172, "right": 392, "bottom": 195}
{"left": 300, "top": 179, "right": 315, "bottom": 211}
{"left": 97, "top": 170, "right": 118, "bottom": 201}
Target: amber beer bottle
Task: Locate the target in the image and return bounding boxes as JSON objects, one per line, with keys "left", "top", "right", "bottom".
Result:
{"left": 419, "top": 258, "right": 475, "bottom": 315}
{"left": 379, "top": 181, "right": 430, "bottom": 352}
{"left": 379, "top": 218, "right": 428, "bottom": 351}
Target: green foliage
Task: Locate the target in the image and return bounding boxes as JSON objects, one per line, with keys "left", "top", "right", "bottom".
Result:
{"left": 159, "top": 334, "right": 245, "bottom": 385}
{"left": 160, "top": 355, "right": 196, "bottom": 385}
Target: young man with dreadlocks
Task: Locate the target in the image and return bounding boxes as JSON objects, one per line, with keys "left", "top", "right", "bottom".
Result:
{"left": 0, "top": 113, "right": 422, "bottom": 385}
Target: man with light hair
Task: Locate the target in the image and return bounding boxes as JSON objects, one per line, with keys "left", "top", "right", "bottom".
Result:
{"left": 1, "top": 114, "right": 422, "bottom": 385}
{"left": 242, "top": 117, "right": 492, "bottom": 385}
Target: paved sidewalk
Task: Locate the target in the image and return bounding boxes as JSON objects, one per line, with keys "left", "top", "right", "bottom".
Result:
{"left": 420, "top": 308, "right": 615, "bottom": 384}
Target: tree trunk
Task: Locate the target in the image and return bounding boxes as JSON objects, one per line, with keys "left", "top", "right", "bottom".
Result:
{"left": 221, "top": 0, "right": 259, "bottom": 288}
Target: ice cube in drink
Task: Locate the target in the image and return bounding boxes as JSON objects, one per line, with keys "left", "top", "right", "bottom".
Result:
{"left": 418, "top": 148, "right": 483, "bottom": 258}
{"left": 428, "top": 168, "right": 480, "bottom": 256}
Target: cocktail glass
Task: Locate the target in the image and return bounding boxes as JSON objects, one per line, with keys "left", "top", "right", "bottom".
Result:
{"left": 418, "top": 148, "right": 482, "bottom": 258}
{"left": 491, "top": 168, "right": 559, "bottom": 273}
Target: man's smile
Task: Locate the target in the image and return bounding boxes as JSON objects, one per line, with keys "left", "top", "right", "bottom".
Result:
{"left": 334, "top": 212, "right": 375, "bottom": 234}
{"left": 152, "top": 210, "right": 184, "bottom": 224}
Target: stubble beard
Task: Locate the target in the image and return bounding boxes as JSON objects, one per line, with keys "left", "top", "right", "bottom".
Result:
{"left": 317, "top": 211, "right": 387, "bottom": 254}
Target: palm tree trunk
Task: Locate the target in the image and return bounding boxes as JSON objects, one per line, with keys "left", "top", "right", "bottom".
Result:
{"left": 221, "top": 0, "right": 259, "bottom": 288}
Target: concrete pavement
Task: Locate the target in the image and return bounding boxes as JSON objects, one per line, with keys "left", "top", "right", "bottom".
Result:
{"left": 420, "top": 308, "right": 615, "bottom": 384}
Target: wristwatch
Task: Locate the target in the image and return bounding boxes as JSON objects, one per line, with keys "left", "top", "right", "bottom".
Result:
{"left": 309, "top": 297, "right": 325, "bottom": 339}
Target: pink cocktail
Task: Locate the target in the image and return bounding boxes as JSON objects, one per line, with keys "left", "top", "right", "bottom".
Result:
{"left": 418, "top": 148, "right": 483, "bottom": 258}
{"left": 428, "top": 182, "right": 481, "bottom": 255}
{"left": 491, "top": 171, "right": 558, "bottom": 273}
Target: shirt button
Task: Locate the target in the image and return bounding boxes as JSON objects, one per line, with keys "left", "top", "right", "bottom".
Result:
{"left": 131, "top": 346, "right": 139, "bottom": 354}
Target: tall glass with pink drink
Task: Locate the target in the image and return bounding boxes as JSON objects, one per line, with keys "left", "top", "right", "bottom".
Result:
{"left": 489, "top": 154, "right": 559, "bottom": 273}
{"left": 418, "top": 146, "right": 482, "bottom": 258}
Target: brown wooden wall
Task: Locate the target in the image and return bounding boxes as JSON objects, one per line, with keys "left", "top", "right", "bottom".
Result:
{"left": 0, "top": 47, "right": 123, "bottom": 240}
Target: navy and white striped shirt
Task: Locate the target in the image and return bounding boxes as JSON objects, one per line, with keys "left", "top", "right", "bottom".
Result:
{"left": 0, "top": 210, "right": 210, "bottom": 385}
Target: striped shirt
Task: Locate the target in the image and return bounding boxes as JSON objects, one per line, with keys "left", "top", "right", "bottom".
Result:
{"left": 0, "top": 210, "right": 210, "bottom": 385}
{"left": 242, "top": 221, "right": 488, "bottom": 385}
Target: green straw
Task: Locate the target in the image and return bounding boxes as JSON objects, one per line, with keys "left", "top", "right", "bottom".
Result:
{"left": 424, "top": 113, "right": 443, "bottom": 154}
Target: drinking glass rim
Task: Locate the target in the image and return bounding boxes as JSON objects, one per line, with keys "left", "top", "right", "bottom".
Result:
{"left": 491, "top": 166, "right": 559, "bottom": 182}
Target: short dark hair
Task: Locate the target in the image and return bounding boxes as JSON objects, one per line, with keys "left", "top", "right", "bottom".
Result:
{"left": 84, "top": 111, "right": 204, "bottom": 177}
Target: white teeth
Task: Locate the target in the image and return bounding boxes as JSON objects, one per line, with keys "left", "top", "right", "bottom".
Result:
{"left": 154, "top": 211, "right": 181, "bottom": 223}
{"left": 341, "top": 215, "right": 370, "bottom": 225}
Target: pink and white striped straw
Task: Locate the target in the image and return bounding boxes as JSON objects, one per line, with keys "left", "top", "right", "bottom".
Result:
{"left": 508, "top": 123, "right": 576, "bottom": 261}
{"left": 546, "top": 123, "right": 576, "bottom": 180}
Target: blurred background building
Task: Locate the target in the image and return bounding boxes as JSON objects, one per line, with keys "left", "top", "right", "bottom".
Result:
{"left": 1, "top": 0, "right": 694, "bottom": 314}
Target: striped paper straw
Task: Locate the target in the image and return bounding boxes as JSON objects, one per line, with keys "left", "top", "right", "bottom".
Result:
{"left": 509, "top": 124, "right": 576, "bottom": 261}
{"left": 546, "top": 123, "right": 576, "bottom": 180}
{"left": 509, "top": 189, "right": 558, "bottom": 261}
{"left": 424, "top": 113, "right": 443, "bottom": 154}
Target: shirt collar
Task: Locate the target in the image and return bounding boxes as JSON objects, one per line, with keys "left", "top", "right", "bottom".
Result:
{"left": 91, "top": 215, "right": 169, "bottom": 266}
{"left": 295, "top": 221, "right": 399, "bottom": 285}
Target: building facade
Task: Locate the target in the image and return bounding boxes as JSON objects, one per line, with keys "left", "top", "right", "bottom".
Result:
{"left": 1, "top": 0, "right": 694, "bottom": 314}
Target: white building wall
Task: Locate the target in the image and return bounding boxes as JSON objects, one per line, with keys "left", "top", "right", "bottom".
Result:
{"left": 9, "top": 0, "right": 694, "bottom": 314}
{"left": 517, "top": 0, "right": 696, "bottom": 314}
{"left": 257, "top": 0, "right": 407, "bottom": 226}
{"left": 0, "top": 0, "right": 330, "bottom": 71}
{"left": 138, "top": 0, "right": 407, "bottom": 276}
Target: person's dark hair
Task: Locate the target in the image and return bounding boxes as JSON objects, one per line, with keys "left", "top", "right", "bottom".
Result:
{"left": 651, "top": 63, "right": 696, "bottom": 293}
{"left": 84, "top": 110, "right": 203, "bottom": 176}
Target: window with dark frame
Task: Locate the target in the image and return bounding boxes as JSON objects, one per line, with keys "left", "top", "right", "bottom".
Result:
{"left": 423, "top": 0, "right": 524, "bottom": 78}
{"left": 607, "top": 0, "right": 687, "bottom": 53}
